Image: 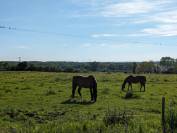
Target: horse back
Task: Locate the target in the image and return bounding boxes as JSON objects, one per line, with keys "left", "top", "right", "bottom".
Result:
{"left": 72, "top": 75, "right": 96, "bottom": 88}
{"left": 136, "top": 76, "right": 146, "bottom": 83}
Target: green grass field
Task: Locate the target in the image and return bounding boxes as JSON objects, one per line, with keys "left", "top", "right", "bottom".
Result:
{"left": 0, "top": 71, "right": 176, "bottom": 133}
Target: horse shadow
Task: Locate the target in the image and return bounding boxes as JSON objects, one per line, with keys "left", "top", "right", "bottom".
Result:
{"left": 61, "top": 98, "right": 95, "bottom": 105}
{"left": 122, "top": 90, "right": 145, "bottom": 93}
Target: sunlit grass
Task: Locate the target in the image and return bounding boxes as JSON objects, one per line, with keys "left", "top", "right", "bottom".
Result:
{"left": 0, "top": 71, "right": 176, "bottom": 132}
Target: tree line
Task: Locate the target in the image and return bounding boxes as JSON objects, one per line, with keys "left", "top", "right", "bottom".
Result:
{"left": 0, "top": 61, "right": 133, "bottom": 72}
{"left": 0, "top": 57, "right": 177, "bottom": 73}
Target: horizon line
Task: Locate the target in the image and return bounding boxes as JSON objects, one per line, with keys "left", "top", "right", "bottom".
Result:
{"left": 0, "top": 60, "right": 160, "bottom": 63}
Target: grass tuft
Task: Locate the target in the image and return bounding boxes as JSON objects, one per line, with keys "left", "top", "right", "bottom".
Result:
{"left": 103, "top": 108, "right": 133, "bottom": 126}
{"left": 45, "top": 89, "right": 56, "bottom": 96}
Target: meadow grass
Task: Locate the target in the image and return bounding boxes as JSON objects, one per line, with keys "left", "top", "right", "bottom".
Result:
{"left": 0, "top": 71, "right": 176, "bottom": 132}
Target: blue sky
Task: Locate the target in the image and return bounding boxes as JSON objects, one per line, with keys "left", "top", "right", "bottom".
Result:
{"left": 1, "top": 0, "right": 177, "bottom": 62}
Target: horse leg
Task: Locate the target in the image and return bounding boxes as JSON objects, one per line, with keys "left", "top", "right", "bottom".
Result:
{"left": 143, "top": 83, "right": 146, "bottom": 92}
{"left": 72, "top": 85, "right": 77, "bottom": 98}
{"left": 90, "top": 88, "right": 93, "bottom": 101}
{"left": 140, "top": 84, "right": 142, "bottom": 92}
{"left": 78, "top": 87, "right": 82, "bottom": 102}
{"left": 130, "top": 83, "right": 132, "bottom": 91}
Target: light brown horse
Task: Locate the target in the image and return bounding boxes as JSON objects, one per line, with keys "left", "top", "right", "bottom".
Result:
{"left": 121, "top": 75, "right": 146, "bottom": 92}
{"left": 72, "top": 75, "right": 97, "bottom": 102}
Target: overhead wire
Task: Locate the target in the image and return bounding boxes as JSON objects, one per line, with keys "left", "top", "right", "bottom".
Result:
{"left": 0, "top": 25, "right": 89, "bottom": 39}
{"left": 0, "top": 25, "right": 166, "bottom": 46}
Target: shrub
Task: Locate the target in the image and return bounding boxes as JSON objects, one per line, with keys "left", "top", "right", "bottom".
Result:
{"left": 1, "top": 106, "right": 26, "bottom": 121}
{"left": 4, "top": 108, "right": 17, "bottom": 119}
{"left": 166, "top": 101, "right": 177, "bottom": 132}
{"left": 125, "top": 91, "right": 133, "bottom": 99}
{"left": 103, "top": 108, "right": 133, "bottom": 126}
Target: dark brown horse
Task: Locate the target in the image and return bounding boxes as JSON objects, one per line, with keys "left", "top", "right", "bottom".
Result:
{"left": 121, "top": 75, "right": 146, "bottom": 92}
{"left": 72, "top": 75, "right": 97, "bottom": 102}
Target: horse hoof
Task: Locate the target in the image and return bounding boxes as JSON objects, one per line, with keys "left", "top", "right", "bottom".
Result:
{"left": 80, "top": 98, "right": 83, "bottom": 103}
{"left": 90, "top": 100, "right": 95, "bottom": 103}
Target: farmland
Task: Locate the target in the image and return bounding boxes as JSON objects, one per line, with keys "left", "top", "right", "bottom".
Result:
{"left": 0, "top": 71, "right": 176, "bottom": 133}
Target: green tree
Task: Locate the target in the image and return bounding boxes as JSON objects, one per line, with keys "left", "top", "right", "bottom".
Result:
{"left": 89, "top": 62, "right": 99, "bottom": 71}
{"left": 16, "top": 62, "right": 28, "bottom": 71}
{"left": 132, "top": 62, "right": 137, "bottom": 74}
{"left": 160, "top": 57, "right": 175, "bottom": 67}
{"left": 136, "top": 61, "right": 155, "bottom": 73}
{"left": 0, "top": 62, "right": 9, "bottom": 70}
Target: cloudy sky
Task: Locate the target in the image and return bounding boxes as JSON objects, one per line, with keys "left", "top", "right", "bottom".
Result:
{"left": 0, "top": 0, "right": 177, "bottom": 61}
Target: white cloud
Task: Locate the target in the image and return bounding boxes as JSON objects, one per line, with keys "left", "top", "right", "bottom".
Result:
{"left": 142, "top": 24, "right": 177, "bottom": 36}
{"left": 91, "top": 33, "right": 150, "bottom": 38}
{"left": 81, "top": 42, "right": 158, "bottom": 49}
{"left": 72, "top": 0, "right": 177, "bottom": 38}
{"left": 102, "top": 1, "right": 152, "bottom": 16}
{"left": 135, "top": 10, "right": 177, "bottom": 24}
{"left": 101, "top": 0, "right": 171, "bottom": 17}
{"left": 91, "top": 33, "right": 118, "bottom": 38}
{"left": 16, "top": 45, "right": 30, "bottom": 49}
{"left": 133, "top": 8, "right": 177, "bottom": 37}
{"left": 82, "top": 43, "right": 108, "bottom": 47}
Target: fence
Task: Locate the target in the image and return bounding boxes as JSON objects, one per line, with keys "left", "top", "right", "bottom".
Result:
{"left": 70, "top": 96, "right": 176, "bottom": 133}
{"left": 162, "top": 96, "right": 177, "bottom": 133}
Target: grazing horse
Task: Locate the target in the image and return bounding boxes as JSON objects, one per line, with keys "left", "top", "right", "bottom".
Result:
{"left": 121, "top": 75, "right": 146, "bottom": 92}
{"left": 72, "top": 75, "right": 97, "bottom": 102}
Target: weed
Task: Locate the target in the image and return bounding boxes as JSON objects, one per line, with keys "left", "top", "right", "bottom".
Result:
{"left": 2, "top": 106, "right": 19, "bottom": 119}
{"left": 54, "top": 77, "right": 60, "bottom": 82}
{"left": 15, "top": 87, "right": 19, "bottom": 90}
{"left": 102, "top": 88, "right": 110, "bottom": 94}
{"left": 139, "top": 125, "right": 144, "bottom": 133}
{"left": 103, "top": 108, "right": 133, "bottom": 126}
{"left": 45, "top": 89, "right": 56, "bottom": 96}
{"left": 21, "top": 86, "right": 31, "bottom": 90}
{"left": 164, "top": 79, "right": 169, "bottom": 82}
{"left": 4, "top": 89, "right": 12, "bottom": 93}
{"left": 166, "top": 101, "right": 177, "bottom": 132}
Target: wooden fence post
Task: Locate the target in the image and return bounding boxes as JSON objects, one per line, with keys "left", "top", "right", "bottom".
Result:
{"left": 162, "top": 96, "right": 166, "bottom": 133}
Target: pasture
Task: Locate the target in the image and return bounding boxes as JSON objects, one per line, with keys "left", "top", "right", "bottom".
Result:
{"left": 0, "top": 71, "right": 176, "bottom": 133}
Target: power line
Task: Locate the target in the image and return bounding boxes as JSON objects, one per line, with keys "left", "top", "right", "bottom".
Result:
{"left": 0, "top": 25, "right": 89, "bottom": 39}
{"left": 0, "top": 25, "right": 168, "bottom": 46}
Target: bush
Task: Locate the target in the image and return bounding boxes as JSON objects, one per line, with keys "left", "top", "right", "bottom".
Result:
{"left": 103, "top": 108, "right": 133, "bottom": 126}
{"left": 1, "top": 106, "right": 27, "bottom": 122}
{"left": 125, "top": 91, "right": 133, "bottom": 99}
{"left": 166, "top": 101, "right": 177, "bottom": 132}
{"left": 3, "top": 106, "right": 19, "bottom": 119}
